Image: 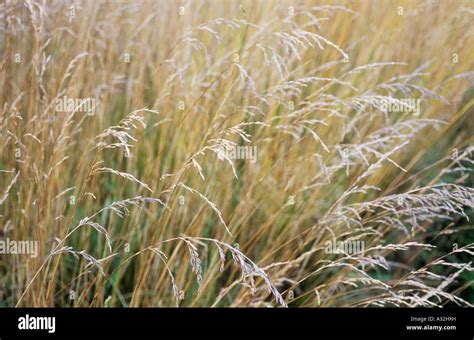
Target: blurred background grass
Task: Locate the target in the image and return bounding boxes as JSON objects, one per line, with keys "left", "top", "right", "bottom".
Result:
{"left": 0, "top": 0, "right": 473, "bottom": 307}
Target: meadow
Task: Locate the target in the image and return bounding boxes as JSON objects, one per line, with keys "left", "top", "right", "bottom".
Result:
{"left": 0, "top": 0, "right": 473, "bottom": 307}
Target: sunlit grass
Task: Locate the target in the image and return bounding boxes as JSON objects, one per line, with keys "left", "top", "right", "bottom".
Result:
{"left": 0, "top": 0, "right": 473, "bottom": 307}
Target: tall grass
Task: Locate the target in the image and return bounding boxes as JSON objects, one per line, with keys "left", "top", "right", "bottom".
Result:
{"left": 0, "top": 0, "right": 473, "bottom": 307}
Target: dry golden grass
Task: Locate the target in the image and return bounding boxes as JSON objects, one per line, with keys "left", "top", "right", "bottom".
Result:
{"left": 0, "top": 0, "right": 473, "bottom": 307}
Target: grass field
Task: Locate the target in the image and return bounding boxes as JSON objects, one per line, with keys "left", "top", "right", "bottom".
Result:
{"left": 1, "top": 0, "right": 473, "bottom": 307}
